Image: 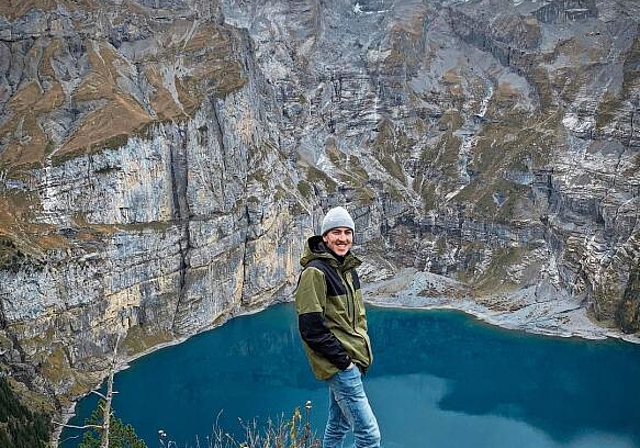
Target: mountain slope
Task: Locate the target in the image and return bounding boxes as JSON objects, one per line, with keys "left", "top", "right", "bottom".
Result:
{"left": 0, "top": 0, "right": 638, "bottom": 428}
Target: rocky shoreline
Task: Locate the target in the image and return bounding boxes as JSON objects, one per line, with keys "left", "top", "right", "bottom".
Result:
{"left": 363, "top": 269, "right": 640, "bottom": 345}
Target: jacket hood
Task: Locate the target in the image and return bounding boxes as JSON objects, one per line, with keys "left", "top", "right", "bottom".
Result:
{"left": 300, "top": 235, "right": 361, "bottom": 271}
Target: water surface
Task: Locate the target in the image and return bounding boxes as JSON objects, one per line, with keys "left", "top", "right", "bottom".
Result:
{"left": 60, "top": 304, "right": 640, "bottom": 448}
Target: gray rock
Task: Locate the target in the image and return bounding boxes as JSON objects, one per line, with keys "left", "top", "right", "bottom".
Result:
{"left": 0, "top": 0, "right": 639, "bottom": 424}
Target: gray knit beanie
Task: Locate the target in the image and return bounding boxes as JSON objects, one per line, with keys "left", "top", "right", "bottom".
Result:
{"left": 321, "top": 206, "right": 355, "bottom": 235}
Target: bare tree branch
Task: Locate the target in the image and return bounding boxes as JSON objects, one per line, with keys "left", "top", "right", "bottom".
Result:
{"left": 58, "top": 434, "right": 81, "bottom": 445}
{"left": 52, "top": 422, "right": 103, "bottom": 430}
{"left": 91, "top": 390, "right": 108, "bottom": 400}
{"left": 52, "top": 334, "right": 125, "bottom": 448}
{"left": 100, "top": 333, "right": 122, "bottom": 448}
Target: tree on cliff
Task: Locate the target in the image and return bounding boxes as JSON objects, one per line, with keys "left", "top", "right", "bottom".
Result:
{"left": 57, "top": 335, "right": 131, "bottom": 448}
{"left": 78, "top": 403, "right": 146, "bottom": 448}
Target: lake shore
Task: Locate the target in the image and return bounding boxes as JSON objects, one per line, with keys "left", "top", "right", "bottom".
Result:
{"left": 363, "top": 268, "right": 640, "bottom": 345}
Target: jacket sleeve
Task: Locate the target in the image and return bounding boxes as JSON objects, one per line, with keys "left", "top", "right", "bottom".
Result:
{"left": 295, "top": 267, "right": 351, "bottom": 370}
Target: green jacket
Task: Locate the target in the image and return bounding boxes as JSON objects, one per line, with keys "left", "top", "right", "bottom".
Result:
{"left": 294, "top": 235, "right": 373, "bottom": 380}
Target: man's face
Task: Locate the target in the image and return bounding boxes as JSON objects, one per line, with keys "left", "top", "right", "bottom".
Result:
{"left": 322, "top": 227, "right": 353, "bottom": 257}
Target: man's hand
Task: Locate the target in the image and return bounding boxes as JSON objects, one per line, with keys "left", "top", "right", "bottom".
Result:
{"left": 346, "top": 362, "right": 356, "bottom": 370}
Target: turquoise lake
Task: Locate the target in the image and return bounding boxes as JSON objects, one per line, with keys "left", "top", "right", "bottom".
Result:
{"left": 60, "top": 303, "right": 640, "bottom": 448}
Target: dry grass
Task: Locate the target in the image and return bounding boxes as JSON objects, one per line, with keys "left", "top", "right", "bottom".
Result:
{"left": 0, "top": 190, "right": 70, "bottom": 256}
{"left": 55, "top": 97, "right": 152, "bottom": 162}
{"left": 122, "top": 326, "right": 174, "bottom": 356}
{"left": 0, "top": 0, "right": 96, "bottom": 20}
{"left": 1, "top": 10, "right": 247, "bottom": 173}
{"left": 145, "top": 66, "right": 189, "bottom": 121}
{"left": 0, "top": 0, "right": 57, "bottom": 20}
{"left": 0, "top": 79, "right": 65, "bottom": 169}
{"left": 442, "top": 69, "right": 464, "bottom": 99}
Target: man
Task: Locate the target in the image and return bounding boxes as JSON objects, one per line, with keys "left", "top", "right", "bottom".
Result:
{"left": 295, "top": 206, "right": 381, "bottom": 448}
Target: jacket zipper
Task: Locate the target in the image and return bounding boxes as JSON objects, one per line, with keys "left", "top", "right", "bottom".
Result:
{"left": 344, "top": 269, "right": 357, "bottom": 329}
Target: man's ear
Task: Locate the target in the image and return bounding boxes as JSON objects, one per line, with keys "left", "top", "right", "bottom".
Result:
{"left": 322, "top": 234, "right": 328, "bottom": 243}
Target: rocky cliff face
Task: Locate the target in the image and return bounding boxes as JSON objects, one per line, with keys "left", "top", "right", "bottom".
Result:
{"left": 0, "top": 0, "right": 313, "bottom": 412}
{"left": 0, "top": 0, "right": 638, "bottom": 420}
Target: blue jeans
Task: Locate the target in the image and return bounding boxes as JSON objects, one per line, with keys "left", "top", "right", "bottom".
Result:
{"left": 323, "top": 365, "right": 381, "bottom": 448}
